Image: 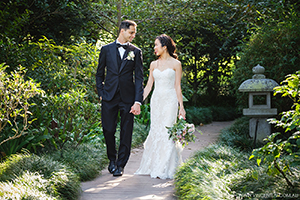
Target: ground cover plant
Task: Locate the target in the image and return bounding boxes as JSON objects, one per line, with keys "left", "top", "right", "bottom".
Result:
{"left": 174, "top": 122, "right": 300, "bottom": 199}
{"left": 46, "top": 143, "right": 107, "bottom": 182}
{"left": 0, "top": 152, "right": 80, "bottom": 200}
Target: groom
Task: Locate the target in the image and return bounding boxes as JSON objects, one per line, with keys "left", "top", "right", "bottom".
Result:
{"left": 96, "top": 20, "right": 144, "bottom": 176}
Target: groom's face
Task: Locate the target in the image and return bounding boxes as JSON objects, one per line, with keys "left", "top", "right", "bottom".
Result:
{"left": 122, "top": 25, "right": 136, "bottom": 43}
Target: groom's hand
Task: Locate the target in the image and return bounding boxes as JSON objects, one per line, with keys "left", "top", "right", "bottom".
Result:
{"left": 130, "top": 102, "right": 141, "bottom": 115}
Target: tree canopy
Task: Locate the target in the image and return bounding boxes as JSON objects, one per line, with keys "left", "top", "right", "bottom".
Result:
{"left": 0, "top": 0, "right": 117, "bottom": 44}
{"left": 1, "top": 0, "right": 299, "bottom": 107}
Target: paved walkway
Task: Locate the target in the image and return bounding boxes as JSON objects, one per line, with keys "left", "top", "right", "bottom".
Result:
{"left": 80, "top": 121, "right": 234, "bottom": 200}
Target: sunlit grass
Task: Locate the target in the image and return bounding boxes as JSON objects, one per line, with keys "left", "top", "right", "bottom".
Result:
{"left": 48, "top": 143, "right": 107, "bottom": 182}
{"left": 0, "top": 152, "right": 80, "bottom": 199}
{"left": 174, "top": 119, "right": 300, "bottom": 200}
{"left": 175, "top": 144, "right": 249, "bottom": 199}
{"left": 0, "top": 171, "right": 57, "bottom": 200}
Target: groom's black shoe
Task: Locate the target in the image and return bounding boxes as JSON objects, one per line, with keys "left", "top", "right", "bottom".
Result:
{"left": 108, "top": 161, "right": 116, "bottom": 174}
{"left": 113, "top": 166, "right": 124, "bottom": 176}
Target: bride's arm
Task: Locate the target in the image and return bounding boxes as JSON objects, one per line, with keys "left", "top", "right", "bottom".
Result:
{"left": 174, "top": 61, "right": 186, "bottom": 119}
{"left": 143, "top": 62, "right": 155, "bottom": 101}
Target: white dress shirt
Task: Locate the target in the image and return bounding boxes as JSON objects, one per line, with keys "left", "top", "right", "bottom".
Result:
{"left": 116, "top": 39, "right": 128, "bottom": 59}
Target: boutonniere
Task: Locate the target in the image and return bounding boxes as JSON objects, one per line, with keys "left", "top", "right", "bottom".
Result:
{"left": 126, "top": 51, "right": 135, "bottom": 61}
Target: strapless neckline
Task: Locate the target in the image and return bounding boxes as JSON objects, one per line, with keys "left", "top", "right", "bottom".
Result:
{"left": 153, "top": 68, "right": 175, "bottom": 73}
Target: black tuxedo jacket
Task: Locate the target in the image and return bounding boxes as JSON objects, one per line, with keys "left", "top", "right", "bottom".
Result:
{"left": 96, "top": 41, "right": 143, "bottom": 104}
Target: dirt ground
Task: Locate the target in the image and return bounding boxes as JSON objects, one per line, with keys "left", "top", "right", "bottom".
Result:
{"left": 80, "top": 121, "right": 234, "bottom": 200}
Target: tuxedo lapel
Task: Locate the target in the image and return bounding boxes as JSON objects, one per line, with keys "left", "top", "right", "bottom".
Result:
{"left": 119, "top": 45, "right": 132, "bottom": 72}
{"left": 109, "top": 42, "right": 119, "bottom": 71}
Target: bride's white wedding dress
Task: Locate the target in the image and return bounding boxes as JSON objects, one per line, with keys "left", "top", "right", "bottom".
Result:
{"left": 135, "top": 68, "right": 183, "bottom": 179}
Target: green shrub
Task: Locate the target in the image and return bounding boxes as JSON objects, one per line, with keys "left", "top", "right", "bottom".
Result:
{"left": 185, "top": 106, "right": 239, "bottom": 126}
{"left": 0, "top": 63, "right": 44, "bottom": 157}
{"left": 25, "top": 37, "right": 99, "bottom": 101}
{"left": 218, "top": 117, "right": 254, "bottom": 151}
{"left": 135, "top": 103, "right": 150, "bottom": 126}
{"left": 43, "top": 90, "right": 101, "bottom": 150}
{"left": 208, "top": 106, "right": 240, "bottom": 121}
{"left": 186, "top": 107, "right": 213, "bottom": 125}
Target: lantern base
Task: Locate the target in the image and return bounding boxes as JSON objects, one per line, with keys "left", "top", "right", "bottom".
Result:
{"left": 249, "top": 118, "right": 271, "bottom": 142}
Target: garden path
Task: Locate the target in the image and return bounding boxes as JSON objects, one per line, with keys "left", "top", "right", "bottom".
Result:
{"left": 80, "top": 120, "right": 234, "bottom": 200}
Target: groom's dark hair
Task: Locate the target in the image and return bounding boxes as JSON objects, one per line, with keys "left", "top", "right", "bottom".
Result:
{"left": 118, "top": 20, "right": 137, "bottom": 35}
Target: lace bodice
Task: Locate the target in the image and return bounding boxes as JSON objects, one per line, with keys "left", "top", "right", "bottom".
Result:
{"left": 153, "top": 68, "right": 176, "bottom": 90}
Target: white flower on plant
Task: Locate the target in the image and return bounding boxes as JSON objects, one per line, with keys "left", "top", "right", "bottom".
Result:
{"left": 126, "top": 51, "right": 135, "bottom": 61}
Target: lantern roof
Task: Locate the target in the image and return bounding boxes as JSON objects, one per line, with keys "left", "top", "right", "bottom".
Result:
{"left": 238, "top": 64, "right": 279, "bottom": 92}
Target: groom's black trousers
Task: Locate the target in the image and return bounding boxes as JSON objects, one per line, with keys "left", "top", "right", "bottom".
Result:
{"left": 101, "top": 92, "right": 134, "bottom": 168}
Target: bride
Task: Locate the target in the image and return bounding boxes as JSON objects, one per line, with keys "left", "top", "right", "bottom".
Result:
{"left": 135, "top": 34, "right": 186, "bottom": 179}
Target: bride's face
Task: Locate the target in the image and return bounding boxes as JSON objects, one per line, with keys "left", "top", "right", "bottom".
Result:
{"left": 154, "top": 39, "right": 166, "bottom": 56}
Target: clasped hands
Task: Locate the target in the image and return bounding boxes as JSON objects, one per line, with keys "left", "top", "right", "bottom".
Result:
{"left": 100, "top": 97, "right": 140, "bottom": 115}
{"left": 130, "top": 102, "right": 141, "bottom": 115}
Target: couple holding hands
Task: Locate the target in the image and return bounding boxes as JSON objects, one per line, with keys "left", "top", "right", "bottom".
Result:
{"left": 96, "top": 20, "right": 185, "bottom": 179}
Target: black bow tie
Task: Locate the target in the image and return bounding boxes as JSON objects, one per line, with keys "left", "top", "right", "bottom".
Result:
{"left": 117, "top": 43, "right": 128, "bottom": 49}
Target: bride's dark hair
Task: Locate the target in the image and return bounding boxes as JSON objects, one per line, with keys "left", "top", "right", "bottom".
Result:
{"left": 156, "top": 34, "right": 178, "bottom": 59}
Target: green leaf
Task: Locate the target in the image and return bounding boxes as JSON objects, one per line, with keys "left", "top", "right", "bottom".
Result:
{"left": 249, "top": 154, "right": 255, "bottom": 160}
{"left": 297, "top": 139, "right": 300, "bottom": 147}
{"left": 257, "top": 158, "right": 261, "bottom": 166}
{"left": 266, "top": 155, "right": 275, "bottom": 162}
{"left": 252, "top": 170, "right": 259, "bottom": 180}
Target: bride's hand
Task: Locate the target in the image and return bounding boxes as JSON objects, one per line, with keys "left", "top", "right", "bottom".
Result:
{"left": 179, "top": 107, "right": 186, "bottom": 120}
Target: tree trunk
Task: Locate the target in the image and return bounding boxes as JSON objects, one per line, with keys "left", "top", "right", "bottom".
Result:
{"left": 117, "top": 0, "right": 122, "bottom": 28}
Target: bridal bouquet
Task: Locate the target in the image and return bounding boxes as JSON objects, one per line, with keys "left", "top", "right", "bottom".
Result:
{"left": 166, "top": 117, "right": 196, "bottom": 147}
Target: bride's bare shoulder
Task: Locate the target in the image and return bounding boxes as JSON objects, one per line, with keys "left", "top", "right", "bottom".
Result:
{"left": 149, "top": 60, "right": 157, "bottom": 70}
{"left": 171, "top": 58, "right": 181, "bottom": 69}
{"left": 151, "top": 60, "right": 158, "bottom": 65}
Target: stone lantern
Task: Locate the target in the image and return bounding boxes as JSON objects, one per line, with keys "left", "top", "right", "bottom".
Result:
{"left": 238, "top": 64, "right": 279, "bottom": 142}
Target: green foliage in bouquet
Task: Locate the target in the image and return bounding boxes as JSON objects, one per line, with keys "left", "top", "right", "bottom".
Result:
{"left": 166, "top": 118, "right": 196, "bottom": 147}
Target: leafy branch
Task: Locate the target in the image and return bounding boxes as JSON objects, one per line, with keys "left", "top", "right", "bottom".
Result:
{"left": 250, "top": 71, "right": 300, "bottom": 188}
{"left": 0, "top": 63, "right": 44, "bottom": 146}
